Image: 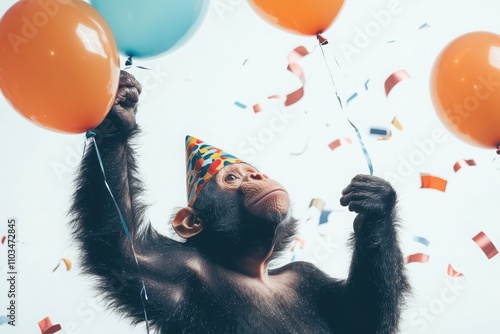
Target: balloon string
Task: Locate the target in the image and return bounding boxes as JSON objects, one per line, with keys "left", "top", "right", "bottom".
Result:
{"left": 316, "top": 35, "right": 374, "bottom": 176}
{"left": 85, "top": 131, "right": 151, "bottom": 334}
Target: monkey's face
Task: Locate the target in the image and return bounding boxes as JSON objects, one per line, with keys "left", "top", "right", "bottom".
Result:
{"left": 189, "top": 163, "right": 292, "bottom": 260}
{"left": 214, "top": 163, "right": 290, "bottom": 221}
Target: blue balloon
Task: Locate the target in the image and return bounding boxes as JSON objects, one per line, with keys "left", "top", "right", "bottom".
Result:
{"left": 90, "top": 0, "right": 210, "bottom": 58}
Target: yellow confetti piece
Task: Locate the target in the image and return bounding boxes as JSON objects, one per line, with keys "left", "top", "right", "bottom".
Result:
{"left": 309, "top": 198, "right": 326, "bottom": 211}
{"left": 391, "top": 117, "right": 403, "bottom": 131}
{"left": 53, "top": 258, "right": 72, "bottom": 272}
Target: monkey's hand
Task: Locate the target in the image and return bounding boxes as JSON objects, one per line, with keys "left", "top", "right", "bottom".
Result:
{"left": 339, "top": 174, "right": 396, "bottom": 235}
{"left": 103, "top": 70, "right": 142, "bottom": 134}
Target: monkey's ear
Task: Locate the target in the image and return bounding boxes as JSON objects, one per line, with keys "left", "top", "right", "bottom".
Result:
{"left": 172, "top": 207, "right": 203, "bottom": 239}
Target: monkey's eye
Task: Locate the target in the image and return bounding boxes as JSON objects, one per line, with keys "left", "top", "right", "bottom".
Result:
{"left": 226, "top": 174, "right": 238, "bottom": 181}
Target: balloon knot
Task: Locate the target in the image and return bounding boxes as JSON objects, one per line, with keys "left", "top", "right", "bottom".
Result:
{"left": 317, "top": 34, "right": 328, "bottom": 45}
{"left": 125, "top": 56, "right": 133, "bottom": 68}
{"left": 86, "top": 131, "right": 96, "bottom": 139}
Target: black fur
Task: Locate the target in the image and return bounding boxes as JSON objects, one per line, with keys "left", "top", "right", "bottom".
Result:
{"left": 188, "top": 179, "right": 298, "bottom": 264}
{"left": 68, "top": 73, "right": 409, "bottom": 334}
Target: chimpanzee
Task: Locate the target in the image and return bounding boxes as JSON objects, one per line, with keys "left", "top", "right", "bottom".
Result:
{"left": 69, "top": 70, "right": 409, "bottom": 334}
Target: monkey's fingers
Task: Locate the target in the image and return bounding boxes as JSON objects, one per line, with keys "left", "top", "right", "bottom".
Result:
{"left": 119, "top": 70, "right": 143, "bottom": 94}
{"left": 115, "top": 86, "right": 140, "bottom": 108}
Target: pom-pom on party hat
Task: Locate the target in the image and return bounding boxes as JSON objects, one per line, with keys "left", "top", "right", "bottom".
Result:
{"left": 185, "top": 136, "right": 243, "bottom": 206}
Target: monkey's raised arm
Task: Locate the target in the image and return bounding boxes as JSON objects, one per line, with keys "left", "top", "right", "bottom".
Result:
{"left": 69, "top": 71, "right": 197, "bottom": 328}
{"left": 335, "top": 175, "right": 409, "bottom": 334}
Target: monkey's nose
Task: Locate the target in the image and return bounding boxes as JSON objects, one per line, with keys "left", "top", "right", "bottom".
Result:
{"left": 247, "top": 172, "right": 268, "bottom": 181}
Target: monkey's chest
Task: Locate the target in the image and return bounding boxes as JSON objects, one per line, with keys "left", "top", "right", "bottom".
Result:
{"left": 181, "top": 280, "right": 333, "bottom": 334}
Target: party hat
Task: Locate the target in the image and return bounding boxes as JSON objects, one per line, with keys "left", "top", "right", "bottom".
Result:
{"left": 185, "top": 136, "right": 243, "bottom": 206}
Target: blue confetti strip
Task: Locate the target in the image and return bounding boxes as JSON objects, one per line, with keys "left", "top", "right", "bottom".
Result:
{"left": 319, "top": 210, "right": 332, "bottom": 225}
{"left": 413, "top": 236, "right": 430, "bottom": 247}
{"left": 234, "top": 101, "right": 247, "bottom": 109}
{"left": 364, "top": 79, "right": 370, "bottom": 90}
{"left": 419, "top": 23, "right": 430, "bottom": 30}
{"left": 0, "top": 316, "right": 9, "bottom": 325}
{"left": 346, "top": 92, "right": 358, "bottom": 104}
{"left": 370, "top": 128, "right": 389, "bottom": 136}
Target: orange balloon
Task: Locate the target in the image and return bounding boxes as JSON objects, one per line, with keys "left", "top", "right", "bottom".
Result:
{"left": 248, "top": 0, "right": 345, "bottom": 36}
{"left": 430, "top": 31, "right": 500, "bottom": 149}
{"left": 0, "top": 0, "right": 120, "bottom": 134}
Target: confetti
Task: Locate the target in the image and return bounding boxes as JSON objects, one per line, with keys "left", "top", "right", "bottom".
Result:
{"left": 309, "top": 198, "right": 326, "bottom": 211}
{"left": 328, "top": 137, "right": 352, "bottom": 151}
{"left": 370, "top": 128, "right": 389, "bottom": 136}
{"left": 377, "top": 130, "right": 392, "bottom": 141}
{"left": 319, "top": 210, "right": 332, "bottom": 225}
{"left": 38, "top": 316, "right": 62, "bottom": 334}
{"left": 253, "top": 46, "right": 309, "bottom": 113}
{"left": 472, "top": 231, "right": 499, "bottom": 259}
{"left": 413, "top": 236, "right": 430, "bottom": 247}
{"left": 406, "top": 253, "right": 430, "bottom": 264}
{"left": 419, "top": 23, "right": 430, "bottom": 30}
{"left": 385, "top": 70, "right": 411, "bottom": 97}
{"left": 346, "top": 92, "right": 358, "bottom": 104}
{"left": 53, "top": 258, "right": 72, "bottom": 272}
{"left": 420, "top": 174, "right": 447, "bottom": 192}
{"left": 0, "top": 316, "right": 9, "bottom": 325}
{"left": 447, "top": 264, "right": 464, "bottom": 277}
{"left": 453, "top": 159, "right": 477, "bottom": 172}
{"left": 234, "top": 101, "right": 247, "bottom": 109}
{"left": 364, "top": 79, "right": 370, "bottom": 90}
{"left": 1, "top": 235, "right": 5, "bottom": 245}
{"left": 391, "top": 117, "right": 403, "bottom": 131}
{"left": 252, "top": 95, "right": 281, "bottom": 113}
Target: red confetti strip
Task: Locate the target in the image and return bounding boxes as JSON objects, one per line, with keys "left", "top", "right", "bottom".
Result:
{"left": 472, "top": 231, "right": 499, "bottom": 259}
{"left": 420, "top": 174, "right": 447, "bottom": 192}
{"left": 1, "top": 236, "right": 5, "bottom": 245}
{"left": 406, "top": 253, "right": 430, "bottom": 264}
{"left": 38, "top": 317, "right": 61, "bottom": 334}
{"left": 385, "top": 70, "right": 411, "bottom": 97}
{"left": 453, "top": 159, "right": 477, "bottom": 172}
{"left": 447, "top": 264, "right": 464, "bottom": 277}
{"left": 253, "top": 46, "right": 309, "bottom": 113}
{"left": 328, "top": 137, "right": 352, "bottom": 151}
{"left": 253, "top": 95, "right": 282, "bottom": 113}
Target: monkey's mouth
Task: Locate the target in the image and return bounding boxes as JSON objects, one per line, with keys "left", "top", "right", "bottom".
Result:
{"left": 248, "top": 188, "right": 288, "bottom": 208}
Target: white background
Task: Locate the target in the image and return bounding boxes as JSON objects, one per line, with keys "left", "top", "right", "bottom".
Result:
{"left": 1, "top": 0, "right": 500, "bottom": 333}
